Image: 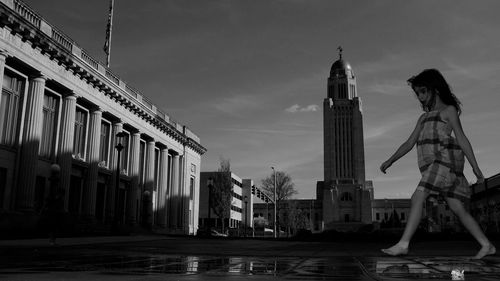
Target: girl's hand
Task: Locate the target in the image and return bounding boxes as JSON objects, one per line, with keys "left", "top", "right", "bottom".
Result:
{"left": 476, "top": 176, "right": 485, "bottom": 184}
{"left": 473, "top": 168, "right": 484, "bottom": 183}
{"left": 380, "top": 160, "right": 392, "bottom": 174}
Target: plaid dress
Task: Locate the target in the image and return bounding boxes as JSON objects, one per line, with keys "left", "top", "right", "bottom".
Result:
{"left": 415, "top": 110, "right": 470, "bottom": 201}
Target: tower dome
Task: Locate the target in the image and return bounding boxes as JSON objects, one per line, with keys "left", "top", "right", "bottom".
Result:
{"left": 330, "top": 47, "right": 354, "bottom": 78}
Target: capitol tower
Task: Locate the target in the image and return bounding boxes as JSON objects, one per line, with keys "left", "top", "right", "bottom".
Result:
{"left": 317, "top": 48, "right": 373, "bottom": 230}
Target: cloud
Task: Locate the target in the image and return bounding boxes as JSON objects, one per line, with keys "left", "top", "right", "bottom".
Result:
{"left": 364, "top": 113, "right": 415, "bottom": 141}
{"left": 365, "top": 81, "right": 407, "bottom": 96}
{"left": 215, "top": 126, "right": 320, "bottom": 136}
{"left": 285, "top": 104, "right": 319, "bottom": 113}
{"left": 210, "top": 94, "right": 260, "bottom": 116}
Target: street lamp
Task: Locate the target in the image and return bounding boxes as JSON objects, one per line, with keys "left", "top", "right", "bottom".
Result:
{"left": 49, "top": 163, "right": 61, "bottom": 194}
{"left": 271, "top": 167, "right": 277, "bottom": 239}
{"left": 114, "top": 131, "right": 126, "bottom": 226}
{"left": 244, "top": 195, "right": 248, "bottom": 237}
{"left": 207, "top": 177, "right": 214, "bottom": 229}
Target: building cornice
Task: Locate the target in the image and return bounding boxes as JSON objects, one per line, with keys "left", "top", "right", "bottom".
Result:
{"left": 0, "top": 0, "right": 206, "bottom": 155}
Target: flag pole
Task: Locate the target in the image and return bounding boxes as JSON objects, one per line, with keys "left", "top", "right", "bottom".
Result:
{"left": 104, "top": 0, "right": 114, "bottom": 68}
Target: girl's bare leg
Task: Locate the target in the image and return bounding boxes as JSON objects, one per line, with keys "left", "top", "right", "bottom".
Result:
{"left": 446, "top": 197, "right": 496, "bottom": 259}
{"left": 382, "top": 190, "right": 427, "bottom": 256}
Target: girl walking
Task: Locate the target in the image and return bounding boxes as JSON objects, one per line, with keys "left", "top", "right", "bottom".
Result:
{"left": 380, "top": 68, "right": 495, "bottom": 259}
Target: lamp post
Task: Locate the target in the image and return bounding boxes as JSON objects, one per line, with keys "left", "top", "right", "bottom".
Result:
{"left": 244, "top": 195, "right": 248, "bottom": 237}
{"left": 207, "top": 177, "right": 213, "bottom": 230}
{"left": 114, "top": 132, "right": 126, "bottom": 226}
{"left": 271, "top": 167, "right": 277, "bottom": 239}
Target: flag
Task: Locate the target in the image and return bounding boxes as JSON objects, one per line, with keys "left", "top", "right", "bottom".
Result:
{"left": 103, "top": 0, "right": 114, "bottom": 66}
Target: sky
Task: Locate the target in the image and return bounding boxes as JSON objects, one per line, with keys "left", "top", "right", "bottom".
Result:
{"left": 21, "top": 0, "right": 500, "bottom": 199}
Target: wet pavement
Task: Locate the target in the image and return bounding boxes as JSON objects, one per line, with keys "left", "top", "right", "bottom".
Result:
{"left": 1, "top": 236, "right": 500, "bottom": 280}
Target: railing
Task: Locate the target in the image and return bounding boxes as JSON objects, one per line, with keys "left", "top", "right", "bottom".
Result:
{"left": 13, "top": 0, "right": 40, "bottom": 28}
{"left": 142, "top": 96, "right": 153, "bottom": 110}
{"left": 51, "top": 29, "right": 72, "bottom": 51}
{"left": 156, "top": 109, "right": 166, "bottom": 121}
{"left": 105, "top": 70, "right": 119, "bottom": 85}
{"left": 125, "top": 84, "right": 138, "bottom": 98}
{"left": 81, "top": 50, "right": 99, "bottom": 69}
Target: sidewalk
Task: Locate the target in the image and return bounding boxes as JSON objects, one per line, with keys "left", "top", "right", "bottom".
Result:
{"left": 0, "top": 234, "right": 172, "bottom": 248}
{"left": 1, "top": 236, "right": 500, "bottom": 280}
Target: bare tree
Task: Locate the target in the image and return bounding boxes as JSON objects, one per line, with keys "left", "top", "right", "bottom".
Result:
{"left": 210, "top": 158, "right": 233, "bottom": 233}
{"left": 283, "top": 201, "right": 308, "bottom": 237}
{"left": 260, "top": 170, "right": 297, "bottom": 236}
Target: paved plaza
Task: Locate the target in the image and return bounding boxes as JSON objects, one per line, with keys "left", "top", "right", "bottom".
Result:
{"left": 1, "top": 235, "right": 500, "bottom": 280}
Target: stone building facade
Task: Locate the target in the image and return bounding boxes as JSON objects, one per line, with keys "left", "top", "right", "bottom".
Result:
{"left": 0, "top": 0, "right": 205, "bottom": 235}
{"left": 372, "top": 198, "right": 411, "bottom": 226}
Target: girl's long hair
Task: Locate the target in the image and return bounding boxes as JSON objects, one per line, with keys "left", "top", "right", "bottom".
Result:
{"left": 407, "top": 69, "right": 462, "bottom": 114}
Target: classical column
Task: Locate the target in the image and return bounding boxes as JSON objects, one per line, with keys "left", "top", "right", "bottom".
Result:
{"left": 126, "top": 131, "right": 140, "bottom": 225}
{"left": 0, "top": 50, "right": 7, "bottom": 98}
{"left": 171, "top": 154, "right": 180, "bottom": 228}
{"left": 105, "top": 121, "right": 122, "bottom": 222}
{"left": 179, "top": 155, "right": 188, "bottom": 231}
{"left": 143, "top": 140, "right": 155, "bottom": 227}
{"left": 166, "top": 154, "right": 172, "bottom": 227}
{"left": 16, "top": 75, "right": 46, "bottom": 211}
{"left": 157, "top": 146, "right": 169, "bottom": 227}
{"left": 57, "top": 93, "right": 77, "bottom": 211}
{"left": 82, "top": 107, "right": 102, "bottom": 219}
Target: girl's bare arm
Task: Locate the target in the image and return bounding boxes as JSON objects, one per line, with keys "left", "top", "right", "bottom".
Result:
{"left": 380, "top": 113, "right": 425, "bottom": 173}
{"left": 442, "top": 106, "right": 484, "bottom": 181}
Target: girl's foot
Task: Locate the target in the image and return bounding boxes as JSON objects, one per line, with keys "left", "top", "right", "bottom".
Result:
{"left": 381, "top": 243, "right": 409, "bottom": 256}
{"left": 472, "top": 244, "right": 496, "bottom": 259}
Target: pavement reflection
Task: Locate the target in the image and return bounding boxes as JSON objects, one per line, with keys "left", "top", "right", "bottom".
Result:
{"left": 2, "top": 236, "right": 500, "bottom": 280}
{"left": 2, "top": 252, "right": 500, "bottom": 280}
{"left": 362, "top": 256, "right": 500, "bottom": 280}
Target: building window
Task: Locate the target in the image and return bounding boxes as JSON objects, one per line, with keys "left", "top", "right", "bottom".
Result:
{"left": 0, "top": 167, "right": 6, "bottom": 208}
{"left": 340, "top": 192, "right": 353, "bottom": 201}
{"left": 232, "top": 178, "right": 242, "bottom": 187}
{"left": 34, "top": 176, "right": 46, "bottom": 212}
{"left": 139, "top": 140, "right": 146, "bottom": 185}
{"left": 99, "top": 120, "right": 111, "bottom": 168}
{"left": 69, "top": 175, "right": 83, "bottom": 214}
{"left": 119, "top": 131, "right": 130, "bottom": 174}
{"left": 376, "top": 212, "right": 380, "bottom": 221}
{"left": 40, "top": 91, "right": 60, "bottom": 158}
{"left": 0, "top": 69, "right": 25, "bottom": 146}
{"left": 190, "top": 177, "right": 195, "bottom": 201}
{"left": 73, "top": 106, "right": 88, "bottom": 160}
{"left": 153, "top": 148, "right": 160, "bottom": 191}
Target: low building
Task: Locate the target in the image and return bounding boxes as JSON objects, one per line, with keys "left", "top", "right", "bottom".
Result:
{"left": 470, "top": 172, "right": 500, "bottom": 233}
{"left": 0, "top": 0, "right": 205, "bottom": 236}
{"left": 199, "top": 171, "right": 245, "bottom": 231}
{"left": 372, "top": 199, "right": 410, "bottom": 226}
{"left": 372, "top": 197, "right": 463, "bottom": 232}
